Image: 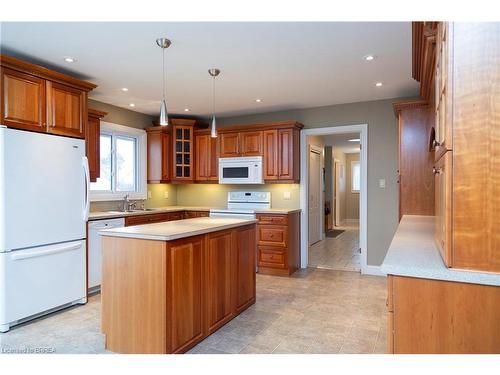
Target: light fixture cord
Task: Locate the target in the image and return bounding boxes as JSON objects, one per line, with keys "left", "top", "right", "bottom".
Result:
{"left": 162, "top": 45, "right": 166, "bottom": 100}
{"left": 212, "top": 75, "right": 216, "bottom": 117}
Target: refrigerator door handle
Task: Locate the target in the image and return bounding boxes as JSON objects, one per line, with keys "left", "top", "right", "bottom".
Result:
{"left": 11, "top": 242, "right": 82, "bottom": 261}
{"left": 82, "top": 156, "right": 90, "bottom": 222}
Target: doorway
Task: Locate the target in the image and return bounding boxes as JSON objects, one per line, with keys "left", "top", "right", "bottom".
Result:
{"left": 300, "top": 124, "right": 369, "bottom": 274}
{"left": 308, "top": 145, "right": 323, "bottom": 245}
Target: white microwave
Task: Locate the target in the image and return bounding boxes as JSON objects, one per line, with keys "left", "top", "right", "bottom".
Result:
{"left": 218, "top": 156, "right": 263, "bottom": 184}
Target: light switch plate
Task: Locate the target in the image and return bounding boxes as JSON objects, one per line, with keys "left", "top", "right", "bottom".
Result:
{"left": 164, "top": 191, "right": 169, "bottom": 199}
{"left": 148, "top": 191, "right": 152, "bottom": 199}
{"left": 283, "top": 191, "right": 291, "bottom": 200}
{"left": 379, "top": 179, "right": 386, "bottom": 188}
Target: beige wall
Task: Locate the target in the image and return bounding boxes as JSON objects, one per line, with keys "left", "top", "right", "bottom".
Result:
{"left": 332, "top": 147, "right": 347, "bottom": 225}
{"left": 219, "top": 98, "right": 401, "bottom": 266}
{"left": 176, "top": 184, "right": 300, "bottom": 209}
{"left": 345, "top": 153, "right": 360, "bottom": 220}
{"left": 88, "top": 99, "right": 155, "bottom": 130}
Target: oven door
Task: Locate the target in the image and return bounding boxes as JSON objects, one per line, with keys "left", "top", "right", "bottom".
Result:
{"left": 219, "top": 157, "right": 263, "bottom": 184}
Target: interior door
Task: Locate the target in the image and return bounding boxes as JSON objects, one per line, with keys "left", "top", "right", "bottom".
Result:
{"left": 308, "top": 147, "right": 322, "bottom": 245}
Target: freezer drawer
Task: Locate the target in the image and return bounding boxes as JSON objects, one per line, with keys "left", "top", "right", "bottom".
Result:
{"left": 0, "top": 240, "right": 86, "bottom": 331}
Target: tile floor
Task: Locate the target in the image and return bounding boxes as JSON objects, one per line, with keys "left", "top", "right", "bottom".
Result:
{"left": 0, "top": 268, "right": 387, "bottom": 354}
{"left": 308, "top": 223, "right": 361, "bottom": 271}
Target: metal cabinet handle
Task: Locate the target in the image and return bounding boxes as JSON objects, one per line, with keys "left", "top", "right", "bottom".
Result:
{"left": 433, "top": 167, "right": 443, "bottom": 175}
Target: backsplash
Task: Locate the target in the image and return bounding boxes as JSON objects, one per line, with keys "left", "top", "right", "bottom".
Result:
{"left": 90, "top": 183, "right": 300, "bottom": 212}
{"left": 175, "top": 184, "right": 300, "bottom": 209}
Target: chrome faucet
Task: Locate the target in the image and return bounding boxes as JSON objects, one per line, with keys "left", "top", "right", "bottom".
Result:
{"left": 121, "top": 194, "right": 130, "bottom": 212}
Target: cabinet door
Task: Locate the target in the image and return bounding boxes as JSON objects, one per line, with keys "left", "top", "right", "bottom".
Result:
{"left": 434, "top": 152, "right": 452, "bottom": 267}
{"left": 166, "top": 236, "right": 204, "bottom": 353}
{"left": 263, "top": 129, "right": 278, "bottom": 180}
{"left": 278, "top": 128, "right": 295, "bottom": 180}
{"left": 205, "top": 230, "right": 234, "bottom": 334}
{"left": 208, "top": 135, "right": 219, "bottom": 181}
{"left": 47, "top": 81, "right": 86, "bottom": 138}
{"left": 232, "top": 225, "right": 256, "bottom": 314}
{"left": 434, "top": 22, "right": 453, "bottom": 160}
{"left": 1, "top": 67, "right": 46, "bottom": 132}
{"left": 220, "top": 132, "right": 240, "bottom": 157}
{"left": 86, "top": 115, "right": 100, "bottom": 182}
{"left": 147, "top": 130, "right": 163, "bottom": 183}
{"left": 195, "top": 134, "right": 209, "bottom": 181}
{"left": 240, "top": 131, "right": 263, "bottom": 156}
{"left": 161, "top": 132, "right": 171, "bottom": 181}
{"left": 172, "top": 125, "right": 193, "bottom": 181}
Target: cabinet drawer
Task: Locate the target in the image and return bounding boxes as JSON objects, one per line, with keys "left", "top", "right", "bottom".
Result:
{"left": 258, "top": 226, "right": 287, "bottom": 246}
{"left": 257, "top": 214, "right": 288, "bottom": 225}
{"left": 167, "top": 211, "right": 184, "bottom": 221}
{"left": 125, "top": 213, "right": 171, "bottom": 226}
{"left": 258, "top": 246, "right": 286, "bottom": 268}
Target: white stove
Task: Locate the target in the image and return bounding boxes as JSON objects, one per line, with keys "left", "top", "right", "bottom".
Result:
{"left": 209, "top": 191, "right": 271, "bottom": 219}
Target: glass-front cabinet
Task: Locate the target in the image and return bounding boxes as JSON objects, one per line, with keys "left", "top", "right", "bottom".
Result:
{"left": 172, "top": 119, "right": 195, "bottom": 182}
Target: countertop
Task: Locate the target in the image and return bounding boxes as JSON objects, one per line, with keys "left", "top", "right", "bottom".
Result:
{"left": 381, "top": 215, "right": 500, "bottom": 287}
{"left": 99, "top": 216, "right": 258, "bottom": 241}
{"left": 88, "top": 206, "right": 301, "bottom": 220}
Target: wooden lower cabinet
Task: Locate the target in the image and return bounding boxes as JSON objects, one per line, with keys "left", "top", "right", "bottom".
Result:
{"left": 257, "top": 212, "right": 300, "bottom": 276}
{"left": 101, "top": 224, "right": 257, "bottom": 354}
{"left": 124, "top": 211, "right": 183, "bottom": 226}
{"left": 166, "top": 236, "right": 205, "bottom": 353}
{"left": 184, "top": 210, "right": 209, "bottom": 219}
{"left": 387, "top": 275, "right": 500, "bottom": 354}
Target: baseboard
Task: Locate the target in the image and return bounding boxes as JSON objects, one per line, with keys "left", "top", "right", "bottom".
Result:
{"left": 362, "top": 265, "right": 386, "bottom": 277}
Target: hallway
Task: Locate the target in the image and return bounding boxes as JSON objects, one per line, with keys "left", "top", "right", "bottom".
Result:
{"left": 308, "top": 223, "right": 360, "bottom": 271}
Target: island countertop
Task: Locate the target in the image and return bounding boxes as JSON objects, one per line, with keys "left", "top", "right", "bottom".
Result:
{"left": 381, "top": 215, "right": 500, "bottom": 287}
{"left": 99, "top": 216, "right": 257, "bottom": 241}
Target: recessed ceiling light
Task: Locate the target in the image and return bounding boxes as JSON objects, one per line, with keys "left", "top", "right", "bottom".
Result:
{"left": 348, "top": 138, "right": 360, "bottom": 142}
{"left": 63, "top": 57, "right": 76, "bottom": 63}
{"left": 184, "top": 108, "right": 190, "bottom": 112}
{"left": 121, "top": 88, "right": 129, "bottom": 92}
{"left": 364, "top": 55, "right": 375, "bottom": 61}
{"left": 375, "top": 82, "right": 383, "bottom": 87}
{"left": 129, "top": 103, "right": 135, "bottom": 107}
{"left": 255, "top": 99, "right": 263, "bottom": 103}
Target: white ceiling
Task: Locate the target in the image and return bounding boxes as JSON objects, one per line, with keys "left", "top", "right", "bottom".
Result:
{"left": 323, "top": 133, "right": 361, "bottom": 154}
{"left": 0, "top": 22, "right": 418, "bottom": 118}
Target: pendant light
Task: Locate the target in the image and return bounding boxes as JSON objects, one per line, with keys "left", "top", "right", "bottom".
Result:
{"left": 156, "top": 38, "right": 171, "bottom": 126}
{"left": 208, "top": 68, "right": 221, "bottom": 138}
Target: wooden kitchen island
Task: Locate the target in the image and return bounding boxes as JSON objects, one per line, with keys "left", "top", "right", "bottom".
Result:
{"left": 99, "top": 217, "right": 257, "bottom": 354}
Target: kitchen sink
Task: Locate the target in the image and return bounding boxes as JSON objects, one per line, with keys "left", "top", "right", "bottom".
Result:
{"left": 106, "top": 208, "right": 159, "bottom": 214}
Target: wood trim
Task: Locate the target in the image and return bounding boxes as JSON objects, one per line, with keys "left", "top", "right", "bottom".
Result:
{"left": 87, "top": 108, "right": 107, "bottom": 119}
{"left": 194, "top": 120, "right": 304, "bottom": 134}
{"left": 0, "top": 54, "right": 96, "bottom": 91}
{"left": 412, "top": 22, "right": 438, "bottom": 101}
{"left": 392, "top": 99, "right": 429, "bottom": 116}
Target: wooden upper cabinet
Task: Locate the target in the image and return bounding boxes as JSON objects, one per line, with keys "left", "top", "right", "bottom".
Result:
{"left": 220, "top": 132, "right": 240, "bottom": 157}
{"left": 263, "top": 129, "right": 278, "bottom": 180}
{"left": 0, "top": 55, "right": 96, "bottom": 138}
{"left": 195, "top": 133, "right": 218, "bottom": 182}
{"left": 172, "top": 120, "right": 195, "bottom": 182}
{"left": 146, "top": 126, "right": 171, "bottom": 183}
{"left": 434, "top": 22, "right": 453, "bottom": 160}
{"left": 86, "top": 108, "right": 107, "bottom": 182}
{"left": 240, "top": 131, "right": 263, "bottom": 156}
{"left": 278, "top": 128, "right": 299, "bottom": 181}
{"left": 47, "top": 81, "right": 87, "bottom": 138}
{"left": 1, "top": 67, "right": 46, "bottom": 132}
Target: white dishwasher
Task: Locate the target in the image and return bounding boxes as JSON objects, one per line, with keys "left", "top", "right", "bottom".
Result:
{"left": 88, "top": 217, "right": 125, "bottom": 292}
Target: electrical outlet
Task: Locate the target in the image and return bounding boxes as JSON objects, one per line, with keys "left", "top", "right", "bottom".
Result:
{"left": 283, "top": 191, "right": 291, "bottom": 200}
{"left": 164, "top": 191, "right": 169, "bottom": 199}
{"left": 379, "top": 179, "right": 386, "bottom": 188}
{"left": 147, "top": 190, "right": 152, "bottom": 199}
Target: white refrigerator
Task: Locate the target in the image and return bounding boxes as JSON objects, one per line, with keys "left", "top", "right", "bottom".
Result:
{"left": 0, "top": 127, "right": 89, "bottom": 333}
